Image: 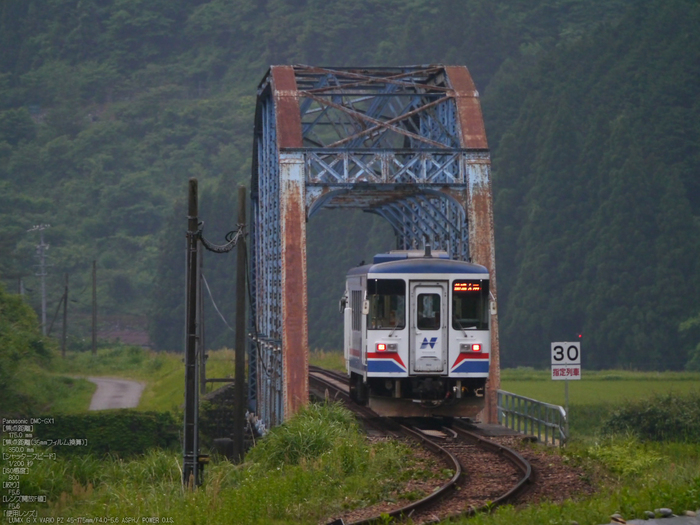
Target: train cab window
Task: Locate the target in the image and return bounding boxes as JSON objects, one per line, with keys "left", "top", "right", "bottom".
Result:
{"left": 367, "top": 279, "right": 405, "bottom": 330}
{"left": 452, "top": 280, "right": 489, "bottom": 331}
{"left": 417, "top": 294, "right": 441, "bottom": 330}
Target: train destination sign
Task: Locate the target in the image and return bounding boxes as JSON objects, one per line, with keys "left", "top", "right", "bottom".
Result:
{"left": 453, "top": 282, "right": 481, "bottom": 292}
{"left": 551, "top": 342, "right": 581, "bottom": 380}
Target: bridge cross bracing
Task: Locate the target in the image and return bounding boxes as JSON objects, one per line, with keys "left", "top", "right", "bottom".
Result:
{"left": 250, "top": 65, "right": 500, "bottom": 429}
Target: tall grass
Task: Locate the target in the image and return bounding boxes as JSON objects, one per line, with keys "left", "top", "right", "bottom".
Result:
{"left": 5, "top": 403, "right": 439, "bottom": 525}
{"left": 10, "top": 363, "right": 96, "bottom": 415}
{"left": 309, "top": 349, "right": 346, "bottom": 371}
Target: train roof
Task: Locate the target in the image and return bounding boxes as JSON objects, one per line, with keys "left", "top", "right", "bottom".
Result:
{"left": 347, "top": 256, "right": 488, "bottom": 277}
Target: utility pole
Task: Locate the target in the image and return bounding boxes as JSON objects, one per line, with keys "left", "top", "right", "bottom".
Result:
{"left": 199, "top": 247, "right": 206, "bottom": 395}
{"left": 62, "top": 273, "right": 68, "bottom": 358}
{"left": 28, "top": 224, "right": 50, "bottom": 335}
{"left": 92, "top": 260, "right": 97, "bottom": 355}
{"left": 233, "top": 186, "right": 247, "bottom": 463}
{"left": 183, "top": 178, "right": 201, "bottom": 488}
{"left": 182, "top": 180, "right": 246, "bottom": 479}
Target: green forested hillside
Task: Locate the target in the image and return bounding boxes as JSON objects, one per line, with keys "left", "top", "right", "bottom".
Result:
{"left": 487, "top": 0, "right": 700, "bottom": 369}
{"left": 1, "top": 0, "right": 697, "bottom": 369}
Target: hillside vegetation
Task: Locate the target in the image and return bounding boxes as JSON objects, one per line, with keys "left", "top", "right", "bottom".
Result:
{"left": 1, "top": 0, "right": 698, "bottom": 369}
{"left": 486, "top": 0, "right": 700, "bottom": 369}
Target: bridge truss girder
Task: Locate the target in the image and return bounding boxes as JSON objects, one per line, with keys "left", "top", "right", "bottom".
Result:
{"left": 250, "top": 65, "right": 500, "bottom": 429}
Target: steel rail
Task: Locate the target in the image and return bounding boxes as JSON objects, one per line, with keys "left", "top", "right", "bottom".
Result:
{"left": 452, "top": 423, "right": 534, "bottom": 509}
{"left": 308, "top": 365, "right": 350, "bottom": 384}
{"left": 346, "top": 423, "right": 463, "bottom": 525}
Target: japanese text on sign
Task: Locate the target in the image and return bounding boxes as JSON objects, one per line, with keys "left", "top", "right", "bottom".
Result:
{"left": 551, "top": 365, "right": 581, "bottom": 380}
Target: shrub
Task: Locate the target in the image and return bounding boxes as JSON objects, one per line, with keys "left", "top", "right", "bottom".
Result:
{"left": 246, "top": 402, "right": 363, "bottom": 467}
{"left": 603, "top": 392, "right": 700, "bottom": 442}
{"left": 33, "top": 410, "right": 180, "bottom": 457}
{"left": 586, "top": 437, "right": 663, "bottom": 476}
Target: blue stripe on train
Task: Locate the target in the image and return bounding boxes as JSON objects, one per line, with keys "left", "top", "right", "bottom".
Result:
{"left": 452, "top": 361, "right": 489, "bottom": 374}
{"left": 368, "top": 360, "right": 405, "bottom": 373}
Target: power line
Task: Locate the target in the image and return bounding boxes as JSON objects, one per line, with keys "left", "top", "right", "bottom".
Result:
{"left": 201, "top": 273, "right": 234, "bottom": 333}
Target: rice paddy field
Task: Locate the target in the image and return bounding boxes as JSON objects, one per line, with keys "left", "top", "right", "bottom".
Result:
{"left": 500, "top": 368, "right": 700, "bottom": 406}
{"left": 499, "top": 368, "right": 700, "bottom": 439}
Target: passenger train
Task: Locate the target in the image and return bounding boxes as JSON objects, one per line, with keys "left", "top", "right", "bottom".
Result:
{"left": 341, "top": 247, "right": 492, "bottom": 418}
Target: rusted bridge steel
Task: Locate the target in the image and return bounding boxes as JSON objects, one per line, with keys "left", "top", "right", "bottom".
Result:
{"left": 250, "top": 65, "right": 500, "bottom": 428}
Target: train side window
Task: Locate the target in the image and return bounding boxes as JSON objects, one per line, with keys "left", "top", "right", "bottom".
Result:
{"left": 417, "top": 293, "right": 441, "bottom": 330}
{"left": 367, "top": 279, "right": 405, "bottom": 330}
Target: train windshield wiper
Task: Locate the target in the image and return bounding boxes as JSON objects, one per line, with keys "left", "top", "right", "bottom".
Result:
{"left": 388, "top": 318, "right": 401, "bottom": 337}
{"left": 453, "top": 316, "right": 470, "bottom": 337}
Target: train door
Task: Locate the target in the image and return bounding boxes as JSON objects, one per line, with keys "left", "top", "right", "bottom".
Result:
{"left": 409, "top": 282, "right": 448, "bottom": 374}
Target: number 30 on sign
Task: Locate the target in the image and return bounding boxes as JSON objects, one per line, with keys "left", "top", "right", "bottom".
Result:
{"left": 551, "top": 342, "right": 581, "bottom": 380}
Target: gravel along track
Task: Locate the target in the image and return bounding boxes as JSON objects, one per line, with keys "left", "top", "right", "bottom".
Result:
{"left": 487, "top": 435, "right": 596, "bottom": 506}
{"left": 396, "top": 426, "right": 529, "bottom": 524}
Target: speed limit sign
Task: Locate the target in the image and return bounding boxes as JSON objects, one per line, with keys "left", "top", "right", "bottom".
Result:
{"left": 551, "top": 342, "right": 581, "bottom": 380}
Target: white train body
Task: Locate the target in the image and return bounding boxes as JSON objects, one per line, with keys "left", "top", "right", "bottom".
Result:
{"left": 343, "top": 249, "right": 491, "bottom": 418}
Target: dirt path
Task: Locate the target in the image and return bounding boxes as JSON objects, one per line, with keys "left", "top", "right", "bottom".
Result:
{"left": 87, "top": 377, "right": 145, "bottom": 410}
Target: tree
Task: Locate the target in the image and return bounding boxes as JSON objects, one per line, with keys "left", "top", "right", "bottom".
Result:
{"left": 0, "top": 283, "right": 51, "bottom": 414}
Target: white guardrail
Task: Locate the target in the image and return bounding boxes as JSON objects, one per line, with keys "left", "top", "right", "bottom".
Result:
{"left": 497, "top": 390, "right": 568, "bottom": 446}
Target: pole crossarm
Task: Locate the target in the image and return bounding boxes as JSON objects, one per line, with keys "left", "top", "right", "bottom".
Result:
{"left": 250, "top": 65, "right": 500, "bottom": 429}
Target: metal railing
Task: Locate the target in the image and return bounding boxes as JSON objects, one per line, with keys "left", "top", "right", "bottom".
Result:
{"left": 497, "top": 390, "right": 568, "bottom": 446}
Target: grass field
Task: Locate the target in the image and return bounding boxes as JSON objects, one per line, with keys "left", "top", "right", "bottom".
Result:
{"left": 500, "top": 368, "right": 700, "bottom": 439}
{"left": 309, "top": 348, "right": 346, "bottom": 371}
{"left": 6, "top": 347, "right": 700, "bottom": 524}
{"left": 501, "top": 368, "right": 700, "bottom": 406}
{"left": 13, "top": 364, "right": 97, "bottom": 414}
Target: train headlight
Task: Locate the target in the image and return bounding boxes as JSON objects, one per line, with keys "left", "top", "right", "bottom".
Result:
{"left": 460, "top": 343, "right": 482, "bottom": 353}
{"left": 376, "top": 343, "right": 398, "bottom": 352}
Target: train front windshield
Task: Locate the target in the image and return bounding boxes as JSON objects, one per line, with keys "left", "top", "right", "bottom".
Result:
{"left": 452, "top": 280, "right": 489, "bottom": 331}
{"left": 368, "top": 279, "right": 405, "bottom": 330}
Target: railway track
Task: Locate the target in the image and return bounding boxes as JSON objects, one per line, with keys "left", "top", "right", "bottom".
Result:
{"left": 309, "top": 366, "right": 534, "bottom": 524}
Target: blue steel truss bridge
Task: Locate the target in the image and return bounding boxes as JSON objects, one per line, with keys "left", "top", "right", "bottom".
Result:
{"left": 249, "top": 65, "right": 500, "bottom": 429}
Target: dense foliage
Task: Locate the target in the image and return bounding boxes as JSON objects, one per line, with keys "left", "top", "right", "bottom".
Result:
{"left": 603, "top": 392, "right": 700, "bottom": 442}
{"left": 488, "top": 0, "right": 700, "bottom": 369}
{"left": 1, "top": 0, "right": 697, "bottom": 369}
{"left": 34, "top": 410, "right": 180, "bottom": 456}
{"left": 0, "top": 283, "right": 52, "bottom": 414}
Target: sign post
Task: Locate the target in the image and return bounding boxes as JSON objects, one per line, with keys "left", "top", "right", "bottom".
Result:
{"left": 551, "top": 342, "right": 581, "bottom": 440}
